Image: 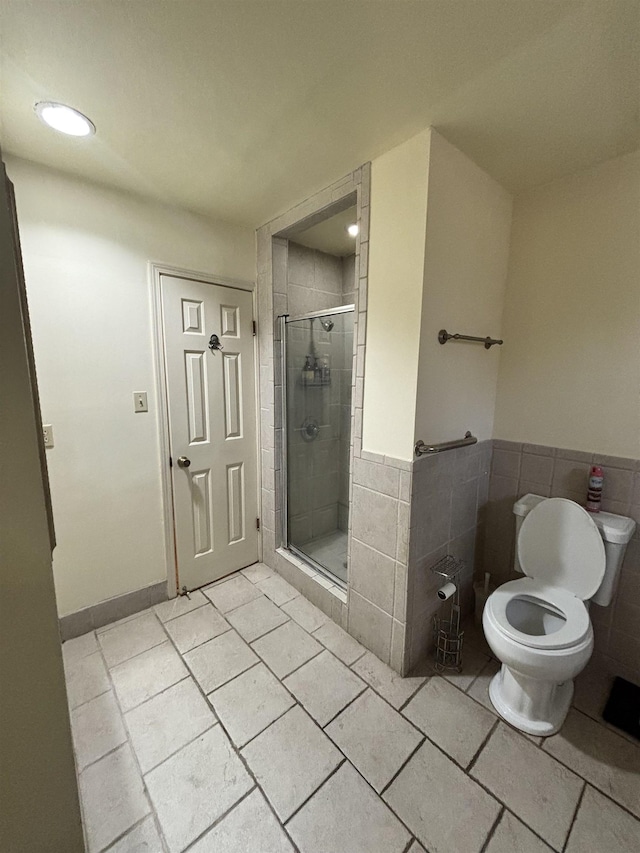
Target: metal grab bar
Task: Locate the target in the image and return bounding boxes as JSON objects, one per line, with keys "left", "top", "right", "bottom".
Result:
{"left": 438, "top": 329, "right": 503, "bottom": 349}
{"left": 415, "top": 431, "right": 477, "bottom": 457}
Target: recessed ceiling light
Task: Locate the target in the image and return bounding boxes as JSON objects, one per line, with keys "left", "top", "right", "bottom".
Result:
{"left": 346, "top": 223, "right": 359, "bottom": 237}
{"left": 35, "top": 102, "right": 95, "bottom": 137}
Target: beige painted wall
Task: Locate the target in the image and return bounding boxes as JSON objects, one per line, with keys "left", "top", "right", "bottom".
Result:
{"left": 362, "top": 130, "right": 430, "bottom": 459}
{"left": 8, "top": 156, "right": 255, "bottom": 615}
{"left": 1, "top": 162, "right": 84, "bottom": 851}
{"left": 493, "top": 150, "right": 640, "bottom": 457}
{"left": 415, "top": 130, "right": 512, "bottom": 445}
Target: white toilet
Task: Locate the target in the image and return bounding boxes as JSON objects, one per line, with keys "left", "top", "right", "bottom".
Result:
{"left": 483, "top": 494, "right": 635, "bottom": 736}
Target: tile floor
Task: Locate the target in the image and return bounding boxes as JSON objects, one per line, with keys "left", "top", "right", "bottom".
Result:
{"left": 63, "top": 564, "right": 640, "bottom": 853}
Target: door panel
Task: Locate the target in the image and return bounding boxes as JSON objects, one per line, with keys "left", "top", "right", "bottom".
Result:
{"left": 161, "top": 274, "right": 258, "bottom": 590}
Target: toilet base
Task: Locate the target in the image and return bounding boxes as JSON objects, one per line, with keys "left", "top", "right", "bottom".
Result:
{"left": 489, "top": 665, "right": 574, "bottom": 737}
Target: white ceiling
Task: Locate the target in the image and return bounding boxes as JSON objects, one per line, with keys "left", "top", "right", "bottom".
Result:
{"left": 292, "top": 206, "right": 358, "bottom": 257}
{"left": 0, "top": 1, "right": 638, "bottom": 227}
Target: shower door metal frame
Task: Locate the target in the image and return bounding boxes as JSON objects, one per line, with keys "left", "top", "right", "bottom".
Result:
{"left": 279, "top": 304, "right": 355, "bottom": 589}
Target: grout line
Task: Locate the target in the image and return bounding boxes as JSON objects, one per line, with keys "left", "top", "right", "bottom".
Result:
{"left": 243, "top": 615, "right": 292, "bottom": 645}
{"left": 168, "top": 624, "right": 233, "bottom": 657}
{"left": 93, "top": 632, "right": 172, "bottom": 853}
{"left": 68, "top": 685, "right": 112, "bottom": 714}
{"left": 77, "top": 739, "right": 130, "bottom": 777}
{"left": 227, "top": 699, "right": 297, "bottom": 753}
{"left": 282, "top": 758, "right": 347, "bottom": 826}
{"left": 319, "top": 684, "right": 368, "bottom": 730}
{"left": 478, "top": 805, "right": 505, "bottom": 853}
{"left": 157, "top": 608, "right": 305, "bottom": 853}
{"left": 157, "top": 599, "right": 209, "bottom": 624}
{"left": 100, "top": 813, "right": 158, "bottom": 853}
{"left": 562, "top": 782, "right": 587, "bottom": 853}
{"left": 180, "top": 785, "right": 259, "bottom": 852}
{"left": 399, "top": 838, "right": 415, "bottom": 853}
{"left": 379, "top": 733, "right": 427, "bottom": 797}
{"left": 137, "top": 721, "right": 219, "bottom": 777}
{"left": 102, "top": 636, "right": 169, "bottom": 672}
{"left": 466, "top": 718, "right": 500, "bottom": 774}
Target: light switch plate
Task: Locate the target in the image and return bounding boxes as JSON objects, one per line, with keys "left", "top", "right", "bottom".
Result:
{"left": 42, "top": 424, "right": 54, "bottom": 448}
{"left": 134, "top": 392, "right": 148, "bottom": 413}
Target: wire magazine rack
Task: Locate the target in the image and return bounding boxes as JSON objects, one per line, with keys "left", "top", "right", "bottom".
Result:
{"left": 431, "top": 555, "right": 465, "bottom": 673}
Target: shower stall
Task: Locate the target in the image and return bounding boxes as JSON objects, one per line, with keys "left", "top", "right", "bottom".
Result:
{"left": 280, "top": 305, "right": 354, "bottom": 586}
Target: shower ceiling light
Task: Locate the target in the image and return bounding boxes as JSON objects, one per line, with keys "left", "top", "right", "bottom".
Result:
{"left": 35, "top": 102, "right": 96, "bottom": 137}
{"left": 346, "top": 223, "right": 359, "bottom": 237}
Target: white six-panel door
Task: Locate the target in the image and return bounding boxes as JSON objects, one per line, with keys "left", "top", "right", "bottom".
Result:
{"left": 161, "top": 274, "right": 258, "bottom": 590}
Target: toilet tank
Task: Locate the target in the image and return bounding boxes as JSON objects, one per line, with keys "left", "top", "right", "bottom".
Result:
{"left": 513, "top": 494, "right": 636, "bottom": 606}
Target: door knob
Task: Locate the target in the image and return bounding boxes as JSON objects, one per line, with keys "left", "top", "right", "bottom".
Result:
{"left": 177, "top": 456, "right": 191, "bottom": 468}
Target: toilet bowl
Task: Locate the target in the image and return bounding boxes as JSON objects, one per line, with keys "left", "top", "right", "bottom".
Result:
{"left": 483, "top": 496, "right": 634, "bottom": 736}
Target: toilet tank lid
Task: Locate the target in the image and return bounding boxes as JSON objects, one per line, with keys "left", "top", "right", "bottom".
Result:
{"left": 513, "top": 493, "right": 636, "bottom": 544}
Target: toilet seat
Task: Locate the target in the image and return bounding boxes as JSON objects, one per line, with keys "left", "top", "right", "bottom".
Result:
{"left": 517, "top": 498, "right": 606, "bottom": 599}
{"left": 485, "top": 577, "right": 590, "bottom": 650}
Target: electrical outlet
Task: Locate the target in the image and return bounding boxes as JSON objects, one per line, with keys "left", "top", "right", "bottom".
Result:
{"left": 134, "top": 392, "right": 148, "bottom": 413}
{"left": 42, "top": 424, "right": 54, "bottom": 448}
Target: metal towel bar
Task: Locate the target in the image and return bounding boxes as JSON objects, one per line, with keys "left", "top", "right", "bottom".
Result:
{"left": 438, "top": 329, "right": 503, "bottom": 349}
{"left": 415, "top": 431, "right": 477, "bottom": 457}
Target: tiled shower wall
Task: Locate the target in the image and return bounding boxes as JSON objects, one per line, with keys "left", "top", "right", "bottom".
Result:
{"left": 285, "top": 242, "right": 355, "bottom": 540}
{"left": 484, "top": 440, "right": 640, "bottom": 681}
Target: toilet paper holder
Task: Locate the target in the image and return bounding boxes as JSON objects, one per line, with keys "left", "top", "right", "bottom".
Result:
{"left": 431, "top": 555, "right": 465, "bottom": 673}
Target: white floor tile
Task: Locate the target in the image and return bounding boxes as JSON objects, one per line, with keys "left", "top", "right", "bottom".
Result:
{"left": 281, "top": 595, "right": 330, "bottom": 633}
{"left": 209, "top": 663, "right": 295, "bottom": 747}
{"left": 62, "top": 631, "right": 98, "bottom": 665}
{"left": 188, "top": 789, "right": 294, "bottom": 853}
{"left": 65, "top": 651, "right": 111, "bottom": 710}
{"left": 98, "top": 611, "right": 167, "bottom": 668}
{"left": 125, "top": 677, "right": 216, "bottom": 773}
{"left": 404, "top": 676, "right": 495, "bottom": 767}
{"left": 241, "top": 563, "right": 275, "bottom": 584}
{"left": 542, "top": 709, "right": 640, "bottom": 818}
{"left": 384, "top": 738, "right": 501, "bottom": 853}
{"left": 184, "top": 630, "right": 258, "bottom": 693}
{"left": 154, "top": 590, "right": 208, "bottom": 623}
{"left": 471, "top": 723, "right": 583, "bottom": 850}
{"left": 288, "top": 762, "right": 410, "bottom": 853}
{"left": 284, "top": 650, "right": 365, "bottom": 726}
{"left": 71, "top": 690, "right": 127, "bottom": 770}
{"left": 145, "top": 726, "right": 252, "bottom": 853}
{"left": 256, "top": 574, "right": 300, "bottom": 606}
{"left": 79, "top": 743, "right": 150, "bottom": 853}
{"left": 163, "top": 603, "right": 230, "bottom": 653}
{"left": 312, "top": 619, "right": 367, "bottom": 665}
{"left": 565, "top": 786, "right": 640, "bottom": 853}
{"left": 485, "top": 811, "right": 553, "bottom": 853}
{"left": 65, "top": 569, "right": 640, "bottom": 853}
{"left": 111, "top": 642, "right": 188, "bottom": 712}
{"left": 352, "top": 651, "right": 425, "bottom": 709}
{"left": 105, "top": 816, "right": 164, "bottom": 853}
{"left": 203, "top": 575, "right": 262, "bottom": 612}
{"left": 251, "top": 621, "right": 322, "bottom": 679}
{"left": 241, "top": 705, "right": 342, "bottom": 821}
{"left": 326, "top": 688, "right": 422, "bottom": 792}
{"left": 225, "top": 595, "right": 288, "bottom": 642}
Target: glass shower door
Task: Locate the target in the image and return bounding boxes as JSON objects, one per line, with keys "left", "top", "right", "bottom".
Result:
{"left": 283, "top": 307, "right": 354, "bottom": 585}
